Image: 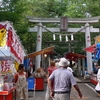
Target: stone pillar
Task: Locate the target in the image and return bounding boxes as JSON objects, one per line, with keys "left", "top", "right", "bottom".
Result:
{"left": 68, "top": 43, "right": 71, "bottom": 52}
{"left": 82, "top": 58, "right": 85, "bottom": 76}
{"left": 35, "top": 22, "right": 42, "bottom": 69}
{"left": 77, "top": 58, "right": 81, "bottom": 76}
{"left": 85, "top": 23, "right": 93, "bottom": 73}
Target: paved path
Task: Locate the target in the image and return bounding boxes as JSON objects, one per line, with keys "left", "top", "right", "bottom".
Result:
{"left": 27, "top": 77, "right": 96, "bottom": 100}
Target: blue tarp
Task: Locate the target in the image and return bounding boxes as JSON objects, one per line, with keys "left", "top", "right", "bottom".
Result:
{"left": 24, "top": 58, "right": 30, "bottom": 69}
{"left": 95, "top": 43, "right": 100, "bottom": 59}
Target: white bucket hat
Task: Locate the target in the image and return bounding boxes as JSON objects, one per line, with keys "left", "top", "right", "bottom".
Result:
{"left": 58, "top": 57, "right": 70, "bottom": 67}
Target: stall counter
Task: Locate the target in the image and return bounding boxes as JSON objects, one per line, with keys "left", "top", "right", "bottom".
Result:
{"left": 0, "top": 87, "right": 16, "bottom": 100}
{"left": 90, "top": 73, "right": 98, "bottom": 85}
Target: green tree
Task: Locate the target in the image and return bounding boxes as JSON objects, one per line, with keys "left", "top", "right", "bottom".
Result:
{"left": 1, "top": 0, "right": 100, "bottom": 55}
{"left": 0, "top": 0, "right": 33, "bottom": 53}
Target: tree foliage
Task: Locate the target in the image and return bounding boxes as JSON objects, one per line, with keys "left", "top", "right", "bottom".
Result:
{"left": 0, "top": 0, "right": 32, "bottom": 53}
{"left": 0, "top": 0, "right": 100, "bottom": 54}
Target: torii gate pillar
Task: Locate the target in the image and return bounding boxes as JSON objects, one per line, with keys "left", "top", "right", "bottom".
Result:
{"left": 35, "top": 22, "right": 42, "bottom": 69}
{"left": 85, "top": 23, "right": 92, "bottom": 73}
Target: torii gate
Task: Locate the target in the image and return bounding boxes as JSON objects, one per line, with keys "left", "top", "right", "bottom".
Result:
{"left": 26, "top": 16, "right": 100, "bottom": 74}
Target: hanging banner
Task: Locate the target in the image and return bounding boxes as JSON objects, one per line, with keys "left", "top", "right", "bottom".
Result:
{"left": 24, "top": 58, "right": 30, "bottom": 69}
{"left": 84, "top": 44, "right": 96, "bottom": 53}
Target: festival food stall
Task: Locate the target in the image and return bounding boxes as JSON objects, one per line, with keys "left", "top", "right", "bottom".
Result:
{"left": 24, "top": 46, "right": 54, "bottom": 91}
{"left": 65, "top": 52, "right": 86, "bottom": 77}
{"left": 0, "top": 21, "right": 25, "bottom": 100}
{"left": 84, "top": 35, "right": 100, "bottom": 85}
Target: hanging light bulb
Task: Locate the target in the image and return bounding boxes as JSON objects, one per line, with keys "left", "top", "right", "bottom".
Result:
{"left": 59, "top": 35, "right": 62, "bottom": 41}
{"left": 66, "top": 36, "right": 68, "bottom": 41}
{"left": 71, "top": 34, "right": 74, "bottom": 40}
{"left": 53, "top": 34, "right": 56, "bottom": 40}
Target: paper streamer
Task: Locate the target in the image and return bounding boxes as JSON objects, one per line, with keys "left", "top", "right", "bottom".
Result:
{"left": 71, "top": 34, "right": 74, "bottom": 40}
{"left": 66, "top": 36, "right": 68, "bottom": 41}
{"left": 53, "top": 34, "right": 56, "bottom": 40}
{"left": 59, "top": 35, "right": 62, "bottom": 41}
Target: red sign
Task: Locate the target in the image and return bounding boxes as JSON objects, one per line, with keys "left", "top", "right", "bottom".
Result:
{"left": 6, "top": 24, "right": 24, "bottom": 63}
{"left": 0, "top": 22, "right": 25, "bottom": 63}
{"left": 1, "top": 60, "right": 12, "bottom": 73}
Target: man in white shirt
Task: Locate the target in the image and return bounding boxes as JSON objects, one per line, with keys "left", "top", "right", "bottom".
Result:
{"left": 66, "top": 60, "right": 73, "bottom": 73}
{"left": 67, "top": 66, "right": 73, "bottom": 73}
{"left": 55, "top": 59, "right": 60, "bottom": 68}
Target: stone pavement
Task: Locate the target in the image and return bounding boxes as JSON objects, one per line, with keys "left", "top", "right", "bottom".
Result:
{"left": 27, "top": 77, "right": 91, "bottom": 100}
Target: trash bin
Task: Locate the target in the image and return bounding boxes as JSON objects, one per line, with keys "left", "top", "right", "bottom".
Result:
{"left": 35, "top": 78, "right": 44, "bottom": 90}
{"left": 27, "top": 78, "right": 35, "bottom": 90}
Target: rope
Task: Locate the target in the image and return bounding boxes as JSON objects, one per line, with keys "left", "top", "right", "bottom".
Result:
{"left": 38, "top": 24, "right": 90, "bottom": 36}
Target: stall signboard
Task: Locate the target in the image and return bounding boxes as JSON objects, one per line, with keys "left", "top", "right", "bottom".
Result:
{"left": 0, "top": 59, "right": 12, "bottom": 74}
{"left": 14, "top": 60, "right": 19, "bottom": 71}
{"left": 94, "top": 35, "right": 100, "bottom": 43}
{"left": 0, "top": 23, "right": 6, "bottom": 46}
{"left": 0, "top": 21, "right": 25, "bottom": 64}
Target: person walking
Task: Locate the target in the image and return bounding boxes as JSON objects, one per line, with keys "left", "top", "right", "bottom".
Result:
{"left": 67, "top": 66, "right": 73, "bottom": 73}
{"left": 95, "top": 68, "right": 100, "bottom": 97}
{"left": 45, "top": 60, "right": 57, "bottom": 100}
{"left": 55, "top": 59, "right": 60, "bottom": 68}
{"left": 67, "top": 61, "right": 73, "bottom": 73}
{"left": 48, "top": 57, "right": 82, "bottom": 100}
{"left": 14, "top": 64, "right": 28, "bottom": 100}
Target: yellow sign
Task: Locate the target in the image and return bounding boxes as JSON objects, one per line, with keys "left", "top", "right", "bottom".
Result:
{"left": 94, "top": 35, "right": 100, "bottom": 43}
{"left": 0, "top": 24, "right": 7, "bottom": 46}
{"left": 1, "top": 70, "right": 12, "bottom": 74}
{"left": 14, "top": 61, "right": 19, "bottom": 71}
